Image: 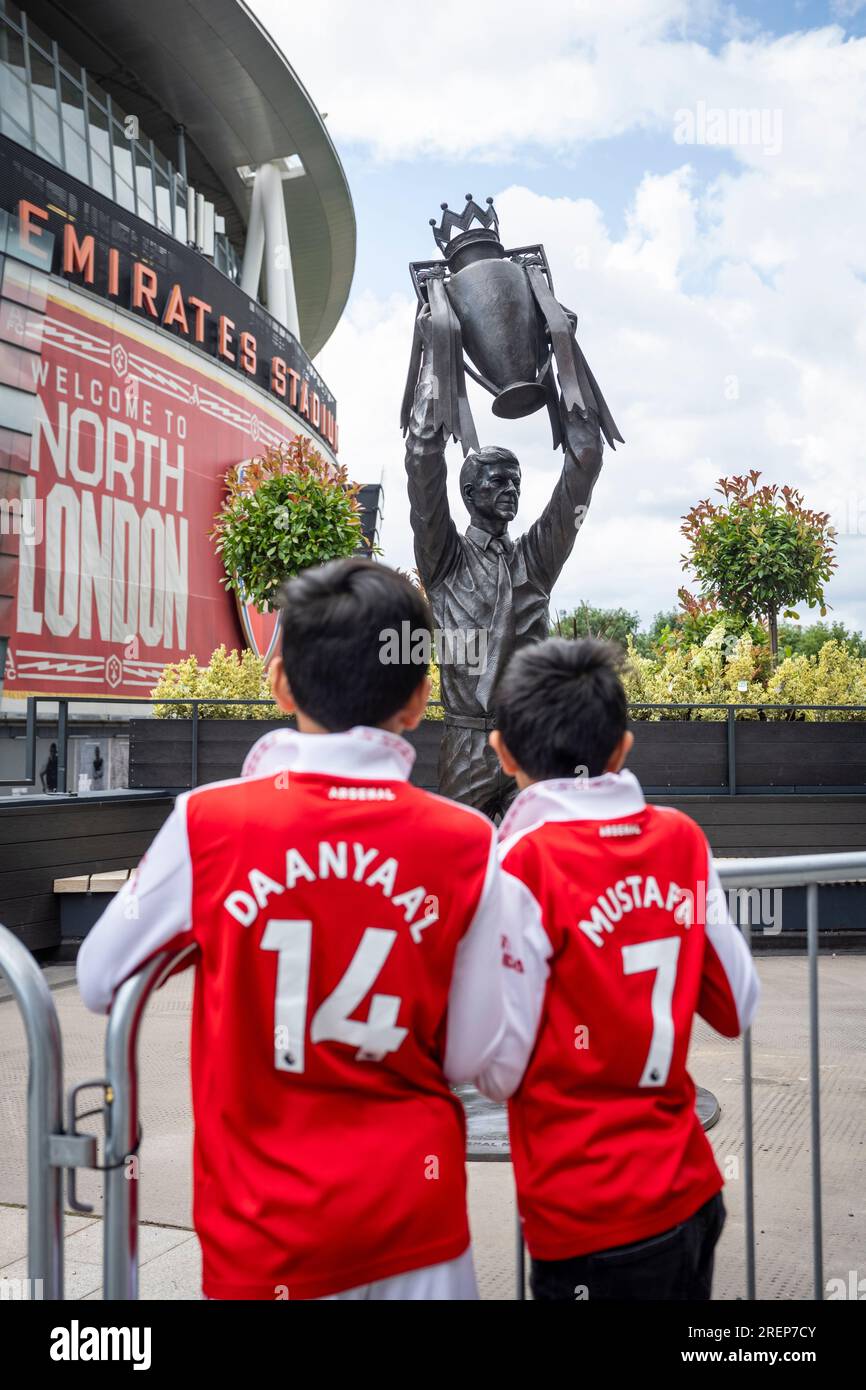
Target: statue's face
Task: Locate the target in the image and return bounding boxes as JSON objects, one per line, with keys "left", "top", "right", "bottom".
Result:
{"left": 463, "top": 459, "right": 521, "bottom": 528}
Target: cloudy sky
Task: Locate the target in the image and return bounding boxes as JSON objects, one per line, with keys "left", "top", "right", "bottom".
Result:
{"left": 254, "top": 0, "right": 866, "bottom": 633}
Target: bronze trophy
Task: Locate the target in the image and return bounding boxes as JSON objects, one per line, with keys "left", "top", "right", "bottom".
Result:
{"left": 401, "top": 195, "right": 623, "bottom": 458}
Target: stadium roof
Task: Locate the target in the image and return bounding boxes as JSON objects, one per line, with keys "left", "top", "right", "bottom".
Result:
{"left": 25, "top": 0, "right": 355, "bottom": 356}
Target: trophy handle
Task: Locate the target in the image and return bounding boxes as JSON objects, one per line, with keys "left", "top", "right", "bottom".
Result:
{"left": 409, "top": 243, "right": 552, "bottom": 303}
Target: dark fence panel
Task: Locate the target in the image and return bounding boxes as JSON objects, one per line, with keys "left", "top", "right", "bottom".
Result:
{"left": 0, "top": 793, "right": 173, "bottom": 952}
{"left": 129, "top": 719, "right": 290, "bottom": 790}
{"left": 735, "top": 722, "right": 866, "bottom": 788}
{"left": 654, "top": 795, "right": 866, "bottom": 857}
{"left": 627, "top": 722, "right": 729, "bottom": 790}
{"left": 129, "top": 717, "right": 447, "bottom": 792}
{"left": 405, "top": 721, "right": 442, "bottom": 790}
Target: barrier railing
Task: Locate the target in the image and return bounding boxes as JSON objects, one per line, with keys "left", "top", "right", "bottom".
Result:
{"left": 102, "top": 943, "right": 198, "bottom": 1299}
{"left": 713, "top": 852, "right": 866, "bottom": 1300}
{"left": 2, "top": 851, "right": 864, "bottom": 1300}
{"left": 0, "top": 923, "right": 64, "bottom": 1299}
{"left": 3, "top": 695, "right": 866, "bottom": 793}
{"left": 511, "top": 850, "right": 865, "bottom": 1300}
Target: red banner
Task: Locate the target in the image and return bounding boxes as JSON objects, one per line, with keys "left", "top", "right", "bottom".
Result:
{"left": 5, "top": 285, "right": 319, "bottom": 698}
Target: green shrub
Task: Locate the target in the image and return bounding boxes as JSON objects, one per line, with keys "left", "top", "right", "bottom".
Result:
{"left": 152, "top": 646, "right": 280, "bottom": 719}
{"left": 766, "top": 640, "right": 866, "bottom": 719}
{"left": 622, "top": 625, "right": 866, "bottom": 720}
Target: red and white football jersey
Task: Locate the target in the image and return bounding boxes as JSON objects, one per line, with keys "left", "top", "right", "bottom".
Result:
{"left": 78, "top": 726, "right": 519, "bottom": 1300}
{"left": 477, "top": 769, "right": 760, "bottom": 1261}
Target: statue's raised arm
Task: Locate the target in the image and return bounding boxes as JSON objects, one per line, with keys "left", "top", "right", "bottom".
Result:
{"left": 403, "top": 305, "right": 460, "bottom": 591}
{"left": 523, "top": 404, "right": 605, "bottom": 594}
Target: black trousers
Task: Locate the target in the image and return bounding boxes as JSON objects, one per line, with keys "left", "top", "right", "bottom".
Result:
{"left": 530, "top": 1193, "right": 726, "bottom": 1302}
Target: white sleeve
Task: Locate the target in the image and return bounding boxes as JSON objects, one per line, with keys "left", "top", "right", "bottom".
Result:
{"left": 699, "top": 851, "right": 761, "bottom": 1037}
{"left": 442, "top": 836, "right": 512, "bottom": 1085}
{"left": 76, "top": 797, "right": 194, "bottom": 1013}
{"left": 473, "top": 868, "right": 552, "bottom": 1101}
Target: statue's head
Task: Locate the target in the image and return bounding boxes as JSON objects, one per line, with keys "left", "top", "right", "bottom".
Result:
{"left": 459, "top": 445, "right": 521, "bottom": 534}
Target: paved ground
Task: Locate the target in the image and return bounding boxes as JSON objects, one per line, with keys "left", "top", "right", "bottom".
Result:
{"left": 0, "top": 956, "right": 863, "bottom": 1300}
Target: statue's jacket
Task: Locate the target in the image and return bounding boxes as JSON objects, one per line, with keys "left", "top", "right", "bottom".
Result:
{"left": 405, "top": 411, "right": 593, "bottom": 716}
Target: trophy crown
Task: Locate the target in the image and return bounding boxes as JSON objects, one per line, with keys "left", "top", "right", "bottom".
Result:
{"left": 429, "top": 195, "right": 499, "bottom": 254}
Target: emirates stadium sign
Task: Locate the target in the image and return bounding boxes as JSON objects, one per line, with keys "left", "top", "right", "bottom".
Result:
{"left": 1, "top": 137, "right": 338, "bottom": 454}
{"left": 0, "top": 137, "right": 341, "bottom": 700}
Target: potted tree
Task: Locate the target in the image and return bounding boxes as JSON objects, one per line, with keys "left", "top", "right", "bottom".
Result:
{"left": 133, "top": 439, "right": 370, "bottom": 788}
{"left": 213, "top": 436, "right": 367, "bottom": 656}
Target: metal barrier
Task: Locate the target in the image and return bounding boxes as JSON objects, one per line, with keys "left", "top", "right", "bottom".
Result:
{"left": 713, "top": 852, "right": 866, "bottom": 1301}
{"left": 0, "top": 925, "right": 194, "bottom": 1300}
{"left": 3, "top": 695, "right": 866, "bottom": 793}
{"left": 0, "top": 923, "right": 64, "bottom": 1299}
{"left": 2, "top": 851, "right": 864, "bottom": 1300}
{"left": 102, "top": 943, "right": 197, "bottom": 1299}
{"left": 512, "top": 850, "right": 866, "bottom": 1301}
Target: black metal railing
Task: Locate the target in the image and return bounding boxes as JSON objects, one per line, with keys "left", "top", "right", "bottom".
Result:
{"left": 1, "top": 696, "right": 865, "bottom": 796}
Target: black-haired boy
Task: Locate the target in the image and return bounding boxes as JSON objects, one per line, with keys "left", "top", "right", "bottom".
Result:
{"left": 479, "top": 637, "right": 760, "bottom": 1301}
{"left": 79, "top": 559, "right": 522, "bottom": 1300}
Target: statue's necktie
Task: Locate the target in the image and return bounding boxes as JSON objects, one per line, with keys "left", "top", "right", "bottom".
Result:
{"left": 476, "top": 535, "right": 513, "bottom": 708}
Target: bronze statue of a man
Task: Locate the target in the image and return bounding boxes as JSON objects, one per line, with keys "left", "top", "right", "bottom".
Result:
{"left": 405, "top": 307, "right": 604, "bottom": 817}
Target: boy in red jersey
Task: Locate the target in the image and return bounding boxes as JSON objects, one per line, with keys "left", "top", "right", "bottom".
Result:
{"left": 478, "top": 637, "right": 760, "bottom": 1301}
{"left": 78, "top": 559, "right": 521, "bottom": 1301}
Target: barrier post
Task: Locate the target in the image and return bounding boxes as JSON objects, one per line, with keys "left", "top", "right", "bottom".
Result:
{"left": 740, "top": 897, "right": 756, "bottom": 1299}
{"left": 806, "top": 882, "right": 824, "bottom": 1299}
{"left": 102, "top": 943, "right": 197, "bottom": 1299}
{"left": 0, "top": 923, "right": 64, "bottom": 1299}
{"left": 717, "top": 851, "right": 865, "bottom": 1299}
{"left": 515, "top": 1213, "right": 526, "bottom": 1300}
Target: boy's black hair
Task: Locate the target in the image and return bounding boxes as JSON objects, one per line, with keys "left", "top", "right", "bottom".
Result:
{"left": 494, "top": 637, "right": 628, "bottom": 780}
{"left": 277, "top": 558, "right": 432, "bottom": 731}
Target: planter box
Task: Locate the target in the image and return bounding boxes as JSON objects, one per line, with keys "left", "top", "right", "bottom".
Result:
{"left": 129, "top": 718, "right": 291, "bottom": 789}
{"left": 628, "top": 721, "right": 728, "bottom": 790}
{"left": 129, "top": 717, "right": 447, "bottom": 792}
{"left": 628, "top": 719, "right": 866, "bottom": 791}
{"left": 734, "top": 721, "right": 866, "bottom": 789}
{"left": 129, "top": 716, "right": 866, "bottom": 794}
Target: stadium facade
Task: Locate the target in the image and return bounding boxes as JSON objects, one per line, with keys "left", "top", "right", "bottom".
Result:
{"left": 0, "top": 0, "right": 358, "bottom": 702}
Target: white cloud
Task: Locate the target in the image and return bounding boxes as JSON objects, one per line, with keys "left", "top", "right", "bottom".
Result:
{"left": 287, "top": 1, "right": 866, "bottom": 631}
{"left": 255, "top": 1, "right": 864, "bottom": 166}
{"left": 319, "top": 169, "right": 866, "bottom": 630}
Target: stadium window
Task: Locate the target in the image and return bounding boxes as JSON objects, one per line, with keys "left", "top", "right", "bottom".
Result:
{"left": 87, "top": 97, "right": 110, "bottom": 160}
{"left": 22, "top": 13, "right": 52, "bottom": 57}
{"left": 62, "top": 121, "right": 88, "bottom": 182}
{"left": 154, "top": 157, "right": 173, "bottom": 234}
{"left": 33, "top": 94, "right": 61, "bottom": 164}
{"left": 134, "top": 141, "right": 155, "bottom": 223}
{"left": 60, "top": 75, "right": 88, "bottom": 181}
{"left": 58, "top": 47, "right": 84, "bottom": 84}
{"left": 60, "top": 73, "right": 85, "bottom": 134}
{"left": 0, "top": 3, "right": 23, "bottom": 29}
{"left": 90, "top": 152, "right": 112, "bottom": 198}
{"left": 0, "top": 22, "right": 30, "bottom": 147}
{"left": 111, "top": 120, "right": 136, "bottom": 213}
{"left": 27, "top": 42, "right": 54, "bottom": 101}
{"left": 173, "top": 176, "right": 188, "bottom": 244}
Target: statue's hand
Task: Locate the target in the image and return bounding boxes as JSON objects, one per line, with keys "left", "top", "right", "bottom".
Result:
{"left": 565, "top": 406, "right": 604, "bottom": 480}
{"left": 415, "top": 303, "right": 433, "bottom": 353}
{"left": 409, "top": 304, "right": 439, "bottom": 439}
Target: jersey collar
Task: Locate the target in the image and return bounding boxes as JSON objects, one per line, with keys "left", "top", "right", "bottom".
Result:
{"left": 498, "top": 768, "right": 646, "bottom": 844}
{"left": 242, "top": 725, "right": 416, "bottom": 782}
